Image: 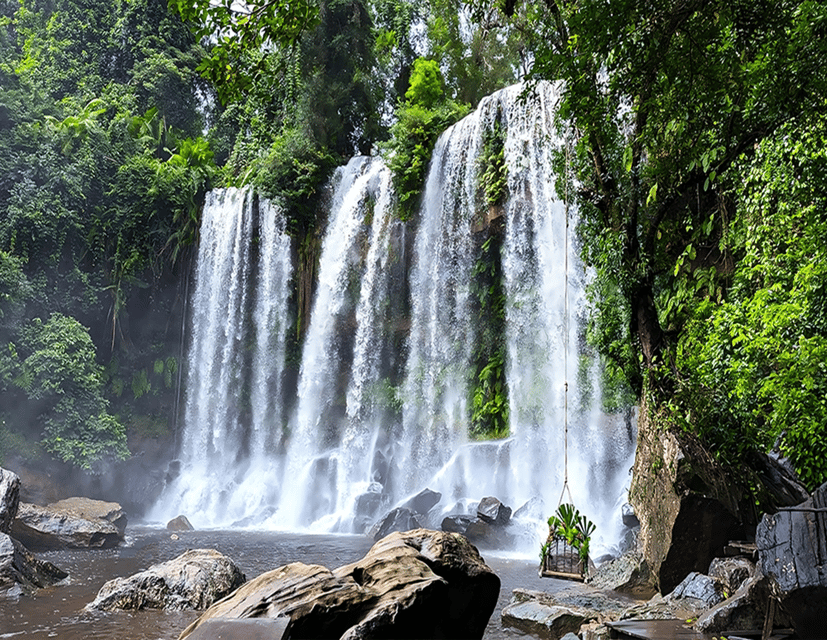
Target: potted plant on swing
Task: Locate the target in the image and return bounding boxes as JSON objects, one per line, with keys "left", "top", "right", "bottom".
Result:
{"left": 539, "top": 503, "right": 596, "bottom": 580}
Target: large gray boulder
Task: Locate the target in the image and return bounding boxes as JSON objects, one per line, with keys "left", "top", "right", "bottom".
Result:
{"left": 87, "top": 548, "right": 245, "bottom": 611}
{"left": 0, "top": 532, "right": 67, "bottom": 597}
{"left": 502, "top": 587, "right": 629, "bottom": 638}
{"left": 11, "top": 498, "right": 127, "bottom": 549}
{"left": 629, "top": 402, "right": 748, "bottom": 593}
{"left": 477, "top": 496, "right": 511, "bottom": 526}
{"left": 0, "top": 467, "right": 20, "bottom": 534}
{"left": 756, "top": 481, "right": 827, "bottom": 638}
{"left": 179, "top": 529, "right": 500, "bottom": 640}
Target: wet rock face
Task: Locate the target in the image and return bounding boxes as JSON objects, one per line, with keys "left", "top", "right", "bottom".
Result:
{"left": 757, "top": 481, "right": 827, "bottom": 638}
{"left": 11, "top": 498, "right": 127, "bottom": 550}
{"left": 180, "top": 529, "right": 500, "bottom": 640}
{"left": 0, "top": 468, "right": 20, "bottom": 535}
{"left": 0, "top": 532, "right": 67, "bottom": 597}
{"left": 86, "top": 548, "right": 245, "bottom": 612}
{"left": 369, "top": 507, "right": 422, "bottom": 541}
{"left": 629, "top": 401, "right": 748, "bottom": 594}
{"left": 166, "top": 515, "right": 194, "bottom": 531}
{"left": 477, "top": 496, "right": 512, "bottom": 526}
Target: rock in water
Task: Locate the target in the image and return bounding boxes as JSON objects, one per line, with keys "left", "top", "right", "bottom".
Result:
{"left": 0, "top": 468, "right": 20, "bottom": 535}
{"left": 370, "top": 507, "right": 422, "bottom": 541}
{"left": 0, "top": 532, "right": 67, "bottom": 597}
{"left": 12, "top": 498, "right": 127, "bottom": 549}
{"left": 167, "top": 515, "right": 194, "bottom": 531}
{"left": 477, "top": 496, "right": 512, "bottom": 526}
{"left": 399, "top": 488, "right": 441, "bottom": 515}
{"left": 179, "top": 529, "right": 500, "bottom": 640}
{"left": 87, "top": 548, "right": 245, "bottom": 611}
{"left": 756, "top": 481, "right": 827, "bottom": 638}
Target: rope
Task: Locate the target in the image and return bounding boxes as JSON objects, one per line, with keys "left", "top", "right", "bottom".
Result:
{"left": 558, "top": 130, "right": 573, "bottom": 509}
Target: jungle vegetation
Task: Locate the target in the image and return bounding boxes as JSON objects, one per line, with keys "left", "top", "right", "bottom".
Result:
{"left": 0, "top": 0, "right": 825, "bottom": 494}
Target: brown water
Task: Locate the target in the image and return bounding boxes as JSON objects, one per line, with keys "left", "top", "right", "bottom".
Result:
{"left": 1, "top": 528, "right": 567, "bottom": 639}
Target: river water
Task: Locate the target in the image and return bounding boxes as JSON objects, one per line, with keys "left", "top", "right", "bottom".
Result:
{"left": 1, "top": 528, "right": 568, "bottom": 639}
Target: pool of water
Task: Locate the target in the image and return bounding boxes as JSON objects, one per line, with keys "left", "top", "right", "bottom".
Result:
{"left": 1, "top": 528, "right": 569, "bottom": 639}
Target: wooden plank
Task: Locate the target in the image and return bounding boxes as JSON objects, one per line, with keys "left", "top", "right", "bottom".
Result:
{"left": 605, "top": 619, "right": 704, "bottom": 639}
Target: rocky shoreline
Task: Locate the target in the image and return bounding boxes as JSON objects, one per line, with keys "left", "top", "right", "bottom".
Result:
{"left": 3, "top": 462, "right": 826, "bottom": 639}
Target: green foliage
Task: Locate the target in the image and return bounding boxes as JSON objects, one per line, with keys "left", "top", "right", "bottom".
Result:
{"left": 675, "top": 118, "right": 827, "bottom": 489}
{"left": 405, "top": 58, "right": 444, "bottom": 109}
{"left": 479, "top": 113, "right": 507, "bottom": 207}
{"left": 469, "top": 235, "right": 509, "bottom": 438}
{"left": 251, "top": 128, "right": 337, "bottom": 236}
{"left": 384, "top": 60, "right": 470, "bottom": 220}
{"left": 12, "top": 313, "right": 128, "bottom": 469}
{"left": 169, "top": 0, "right": 319, "bottom": 104}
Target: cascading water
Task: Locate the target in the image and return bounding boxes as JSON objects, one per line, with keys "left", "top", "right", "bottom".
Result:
{"left": 154, "top": 82, "right": 636, "bottom": 554}
{"left": 150, "top": 188, "right": 292, "bottom": 526}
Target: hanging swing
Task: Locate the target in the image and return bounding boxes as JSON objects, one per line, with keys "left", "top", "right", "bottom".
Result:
{"left": 539, "top": 134, "right": 593, "bottom": 582}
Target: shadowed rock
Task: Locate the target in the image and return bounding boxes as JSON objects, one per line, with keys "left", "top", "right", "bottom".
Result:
{"left": 12, "top": 498, "right": 127, "bottom": 550}
{"left": 179, "top": 529, "right": 500, "bottom": 640}
{"left": 757, "top": 481, "right": 827, "bottom": 638}
{"left": 369, "top": 507, "right": 422, "bottom": 541}
{"left": 0, "top": 468, "right": 20, "bottom": 535}
{"left": 399, "top": 488, "right": 441, "bottom": 515}
{"left": 86, "top": 548, "right": 245, "bottom": 611}
{"left": 0, "top": 532, "right": 67, "bottom": 597}
{"left": 477, "top": 496, "right": 511, "bottom": 526}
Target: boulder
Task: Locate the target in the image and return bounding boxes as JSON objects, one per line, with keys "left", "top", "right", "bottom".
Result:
{"left": 756, "top": 481, "right": 827, "bottom": 638}
{"left": 87, "top": 548, "right": 245, "bottom": 611}
{"left": 180, "top": 529, "right": 500, "bottom": 640}
{"left": 695, "top": 574, "right": 789, "bottom": 635}
{"left": 587, "top": 552, "right": 654, "bottom": 597}
{"left": 399, "top": 488, "right": 441, "bottom": 515}
{"left": 707, "top": 556, "right": 756, "bottom": 594}
{"left": 512, "top": 496, "right": 545, "bottom": 521}
{"left": 11, "top": 498, "right": 127, "bottom": 549}
{"left": 465, "top": 517, "right": 516, "bottom": 549}
{"left": 477, "top": 496, "right": 512, "bottom": 526}
{"left": 167, "top": 515, "right": 194, "bottom": 531}
{"left": 669, "top": 571, "right": 725, "bottom": 608}
{"left": 185, "top": 618, "right": 290, "bottom": 640}
{"left": 621, "top": 503, "right": 639, "bottom": 528}
{"left": 629, "top": 398, "right": 749, "bottom": 593}
{"left": 0, "top": 532, "right": 67, "bottom": 597}
{"left": 370, "top": 507, "right": 422, "bottom": 541}
{"left": 0, "top": 467, "right": 20, "bottom": 534}
{"left": 502, "top": 587, "right": 629, "bottom": 638}
{"left": 441, "top": 514, "right": 474, "bottom": 534}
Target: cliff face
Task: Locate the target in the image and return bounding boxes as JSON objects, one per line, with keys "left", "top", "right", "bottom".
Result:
{"left": 630, "top": 392, "right": 750, "bottom": 593}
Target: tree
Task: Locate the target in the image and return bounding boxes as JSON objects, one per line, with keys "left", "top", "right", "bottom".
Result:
{"left": 10, "top": 314, "right": 128, "bottom": 469}
{"left": 483, "top": 0, "right": 827, "bottom": 396}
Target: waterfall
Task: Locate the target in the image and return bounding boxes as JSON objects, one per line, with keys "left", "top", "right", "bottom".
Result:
{"left": 154, "top": 82, "right": 636, "bottom": 554}
{"left": 150, "top": 188, "right": 292, "bottom": 527}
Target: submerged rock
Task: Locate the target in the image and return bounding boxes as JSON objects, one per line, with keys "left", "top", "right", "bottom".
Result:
{"left": 87, "top": 548, "right": 245, "bottom": 611}
{"left": 12, "top": 498, "right": 127, "bottom": 550}
{"left": 0, "top": 532, "right": 67, "bottom": 597}
{"left": 756, "top": 481, "right": 827, "bottom": 638}
{"left": 0, "top": 468, "right": 20, "bottom": 535}
{"left": 179, "top": 529, "right": 500, "bottom": 640}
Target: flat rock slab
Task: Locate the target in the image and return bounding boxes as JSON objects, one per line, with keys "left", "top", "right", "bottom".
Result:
{"left": 12, "top": 498, "right": 127, "bottom": 550}
{"left": 503, "top": 585, "right": 636, "bottom": 638}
